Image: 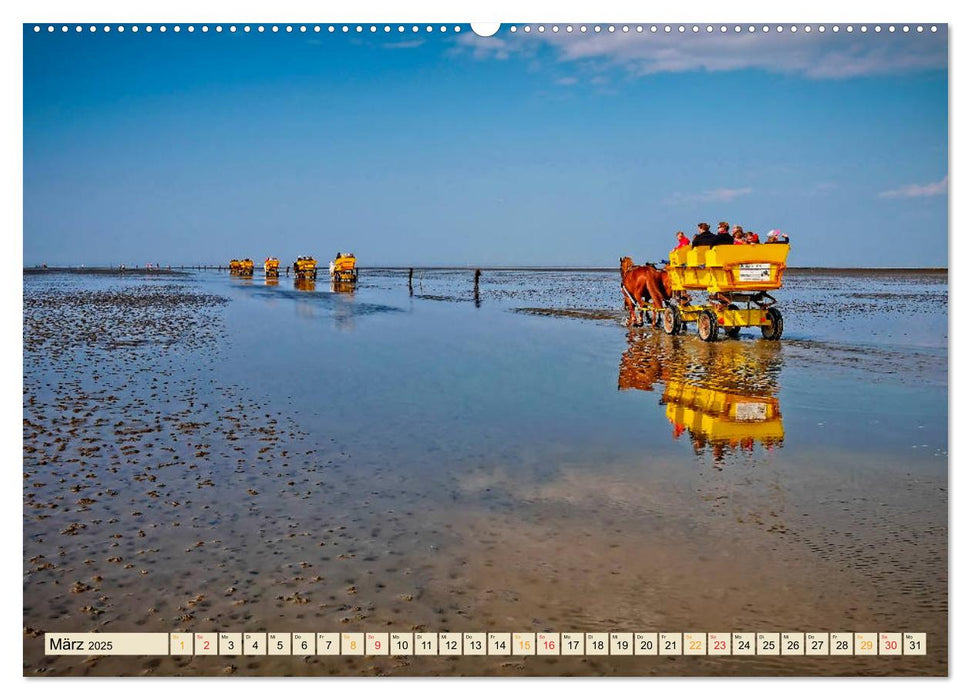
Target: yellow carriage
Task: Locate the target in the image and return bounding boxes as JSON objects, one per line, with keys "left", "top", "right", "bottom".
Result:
{"left": 293, "top": 256, "right": 318, "bottom": 279}
{"left": 264, "top": 257, "right": 280, "bottom": 277}
{"left": 228, "top": 259, "right": 240, "bottom": 275}
{"left": 330, "top": 253, "right": 358, "bottom": 283}
{"left": 657, "top": 244, "right": 790, "bottom": 341}
{"left": 237, "top": 258, "right": 254, "bottom": 276}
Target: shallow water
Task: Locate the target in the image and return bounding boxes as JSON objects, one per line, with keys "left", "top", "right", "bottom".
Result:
{"left": 23, "top": 268, "right": 947, "bottom": 676}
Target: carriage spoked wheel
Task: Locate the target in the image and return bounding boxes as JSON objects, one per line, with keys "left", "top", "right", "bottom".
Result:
{"left": 761, "top": 306, "right": 784, "bottom": 340}
{"left": 724, "top": 303, "right": 741, "bottom": 340}
{"left": 662, "top": 306, "right": 683, "bottom": 335}
{"left": 697, "top": 309, "right": 719, "bottom": 342}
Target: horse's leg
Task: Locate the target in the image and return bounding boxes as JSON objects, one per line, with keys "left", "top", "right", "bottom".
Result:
{"left": 637, "top": 275, "right": 659, "bottom": 327}
{"left": 634, "top": 280, "right": 650, "bottom": 327}
{"left": 621, "top": 281, "right": 639, "bottom": 326}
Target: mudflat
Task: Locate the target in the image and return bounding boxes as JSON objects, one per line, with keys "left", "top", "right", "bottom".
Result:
{"left": 23, "top": 268, "right": 947, "bottom": 676}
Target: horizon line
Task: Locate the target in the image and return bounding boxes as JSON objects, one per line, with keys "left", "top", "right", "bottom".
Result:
{"left": 22, "top": 264, "right": 949, "bottom": 273}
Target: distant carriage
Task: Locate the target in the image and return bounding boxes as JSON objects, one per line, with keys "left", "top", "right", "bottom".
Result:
{"left": 237, "top": 258, "right": 254, "bottom": 276}
{"left": 293, "top": 256, "right": 318, "bottom": 279}
{"left": 264, "top": 257, "right": 280, "bottom": 277}
{"left": 330, "top": 253, "right": 358, "bottom": 283}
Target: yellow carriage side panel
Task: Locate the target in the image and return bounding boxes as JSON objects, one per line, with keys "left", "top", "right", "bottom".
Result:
{"left": 704, "top": 244, "right": 788, "bottom": 292}
{"left": 705, "top": 244, "right": 790, "bottom": 268}
{"left": 334, "top": 256, "right": 356, "bottom": 272}
{"left": 686, "top": 246, "right": 711, "bottom": 268}
{"left": 669, "top": 247, "right": 689, "bottom": 267}
{"left": 668, "top": 244, "right": 790, "bottom": 293}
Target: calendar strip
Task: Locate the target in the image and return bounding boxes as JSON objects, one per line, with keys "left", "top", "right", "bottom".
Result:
{"left": 43, "top": 632, "right": 926, "bottom": 656}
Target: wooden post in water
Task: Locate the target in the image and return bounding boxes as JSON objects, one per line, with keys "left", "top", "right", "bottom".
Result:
{"left": 474, "top": 269, "right": 481, "bottom": 308}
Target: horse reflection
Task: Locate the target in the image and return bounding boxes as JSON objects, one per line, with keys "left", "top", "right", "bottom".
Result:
{"left": 618, "top": 330, "right": 784, "bottom": 464}
{"left": 618, "top": 330, "right": 668, "bottom": 391}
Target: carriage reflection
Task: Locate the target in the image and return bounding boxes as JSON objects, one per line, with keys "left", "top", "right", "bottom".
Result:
{"left": 294, "top": 277, "right": 316, "bottom": 292}
{"left": 330, "top": 280, "right": 356, "bottom": 295}
{"left": 618, "top": 330, "right": 784, "bottom": 463}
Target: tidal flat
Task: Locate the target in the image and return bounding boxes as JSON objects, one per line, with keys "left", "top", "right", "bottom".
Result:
{"left": 23, "top": 268, "right": 947, "bottom": 676}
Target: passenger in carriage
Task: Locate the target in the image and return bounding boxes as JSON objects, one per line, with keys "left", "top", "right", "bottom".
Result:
{"left": 692, "top": 222, "right": 734, "bottom": 247}
{"left": 746, "top": 231, "right": 760, "bottom": 244}
{"left": 691, "top": 222, "right": 713, "bottom": 246}
{"left": 733, "top": 229, "right": 746, "bottom": 245}
{"left": 675, "top": 231, "right": 691, "bottom": 249}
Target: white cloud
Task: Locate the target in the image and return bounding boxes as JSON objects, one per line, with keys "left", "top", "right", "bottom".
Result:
{"left": 878, "top": 176, "right": 948, "bottom": 198}
{"left": 382, "top": 39, "right": 426, "bottom": 50}
{"left": 554, "top": 76, "right": 578, "bottom": 86}
{"left": 452, "top": 29, "right": 946, "bottom": 80}
{"left": 450, "top": 33, "right": 519, "bottom": 61}
{"left": 669, "top": 187, "right": 753, "bottom": 204}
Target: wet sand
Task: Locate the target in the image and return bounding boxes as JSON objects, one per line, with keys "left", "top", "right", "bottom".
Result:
{"left": 23, "top": 269, "right": 947, "bottom": 676}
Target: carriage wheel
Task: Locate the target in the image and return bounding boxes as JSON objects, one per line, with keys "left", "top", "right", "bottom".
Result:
{"left": 697, "top": 309, "right": 719, "bottom": 342}
{"left": 761, "top": 307, "right": 784, "bottom": 340}
{"left": 725, "top": 304, "right": 741, "bottom": 339}
{"left": 662, "top": 307, "right": 682, "bottom": 335}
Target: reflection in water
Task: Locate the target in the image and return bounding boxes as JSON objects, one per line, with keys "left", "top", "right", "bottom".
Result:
{"left": 664, "top": 382, "right": 784, "bottom": 463}
{"left": 292, "top": 276, "right": 317, "bottom": 320}
{"left": 619, "top": 329, "right": 784, "bottom": 464}
{"left": 294, "top": 277, "right": 316, "bottom": 292}
{"left": 330, "top": 280, "right": 356, "bottom": 295}
{"left": 264, "top": 277, "right": 279, "bottom": 287}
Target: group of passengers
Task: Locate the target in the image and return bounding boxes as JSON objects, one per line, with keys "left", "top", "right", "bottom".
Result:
{"left": 675, "top": 222, "right": 789, "bottom": 250}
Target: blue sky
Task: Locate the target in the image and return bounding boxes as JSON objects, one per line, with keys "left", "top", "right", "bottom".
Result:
{"left": 23, "top": 24, "right": 948, "bottom": 267}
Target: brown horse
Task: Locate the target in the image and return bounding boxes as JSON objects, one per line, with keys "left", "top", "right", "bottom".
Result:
{"left": 620, "top": 256, "right": 672, "bottom": 326}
